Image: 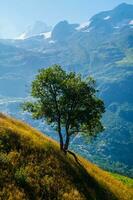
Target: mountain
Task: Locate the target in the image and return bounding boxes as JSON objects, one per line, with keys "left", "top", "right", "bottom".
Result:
{"left": 0, "top": 113, "right": 133, "bottom": 200}
{"left": 80, "top": 3, "right": 133, "bottom": 33}
{"left": 0, "top": 3, "right": 133, "bottom": 177}
{"left": 17, "top": 21, "right": 52, "bottom": 39}
{"left": 51, "top": 20, "right": 79, "bottom": 42}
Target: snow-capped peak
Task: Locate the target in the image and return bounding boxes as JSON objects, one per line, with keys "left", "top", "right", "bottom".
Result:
{"left": 16, "top": 31, "right": 52, "bottom": 41}
{"left": 76, "top": 21, "right": 91, "bottom": 31}
{"left": 104, "top": 16, "right": 111, "bottom": 20}
{"left": 16, "top": 21, "right": 52, "bottom": 40}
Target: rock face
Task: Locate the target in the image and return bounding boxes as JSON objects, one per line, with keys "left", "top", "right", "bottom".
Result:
{"left": 51, "top": 20, "right": 79, "bottom": 42}
{"left": 0, "top": 3, "right": 133, "bottom": 176}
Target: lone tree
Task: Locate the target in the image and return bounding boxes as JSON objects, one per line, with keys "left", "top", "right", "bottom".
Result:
{"left": 23, "top": 65, "right": 105, "bottom": 154}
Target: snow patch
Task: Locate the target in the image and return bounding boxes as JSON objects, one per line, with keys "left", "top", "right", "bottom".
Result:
{"left": 83, "top": 27, "right": 93, "bottom": 33}
{"left": 16, "top": 31, "right": 52, "bottom": 40}
{"left": 41, "top": 31, "right": 52, "bottom": 39}
{"left": 49, "top": 40, "right": 55, "bottom": 44}
{"left": 104, "top": 16, "right": 111, "bottom": 20}
{"left": 129, "top": 20, "right": 133, "bottom": 25}
{"left": 76, "top": 21, "right": 91, "bottom": 31}
{"left": 16, "top": 33, "right": 27, "bottom": 40}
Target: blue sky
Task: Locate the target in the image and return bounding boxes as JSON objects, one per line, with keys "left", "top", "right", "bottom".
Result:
{"left": 0, "top": 0, "right": 133, "bottom": 38}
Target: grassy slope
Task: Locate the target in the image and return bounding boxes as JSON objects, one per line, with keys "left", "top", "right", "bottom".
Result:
{"left": 0, "top": 113, "right": 133, "bottom": 200}
{"left": 110, "top": 173, "right": 133, "bottom": 188}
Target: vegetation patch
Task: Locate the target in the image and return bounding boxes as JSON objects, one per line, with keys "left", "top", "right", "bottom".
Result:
{"left": 0, "top": 113, "right": 133, "bottom": 200}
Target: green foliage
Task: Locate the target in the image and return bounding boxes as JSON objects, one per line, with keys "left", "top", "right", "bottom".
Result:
{"left": 15, "top": 168, "right": 28, "bottom": 187}
{"left": 23, "top": 65, "right": 105, "bottom": 151}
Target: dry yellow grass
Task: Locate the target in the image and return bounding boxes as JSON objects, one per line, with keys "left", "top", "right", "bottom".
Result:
{"left": 78, "top": 157, "right": 133, "bottom": 200}
{"left": 0, "top": 113, "right": 133, "bottom": 200}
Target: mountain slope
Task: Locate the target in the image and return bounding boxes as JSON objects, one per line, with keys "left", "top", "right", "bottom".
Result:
{"left": 0, "top": 113, "right": 133, "bottom": 200}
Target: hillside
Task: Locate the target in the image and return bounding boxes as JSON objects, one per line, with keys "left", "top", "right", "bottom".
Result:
{"left": 0, "top": 113, "right": 133, "bottom": 200}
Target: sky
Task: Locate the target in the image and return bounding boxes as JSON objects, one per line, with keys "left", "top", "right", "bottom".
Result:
{"left": 0, "top": 0, "right": 133, "bottom": 38}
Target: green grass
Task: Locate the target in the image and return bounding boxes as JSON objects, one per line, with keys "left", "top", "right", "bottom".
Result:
{"left": 0, "top": 113, "right": 133, "bottom": 200}
{"left": 110, "top": 173, "right": 133, "bottom": 188}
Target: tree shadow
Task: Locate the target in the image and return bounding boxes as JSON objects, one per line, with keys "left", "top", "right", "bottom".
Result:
{"left": 67, "top": 151, "right": 119, "bottom": 200}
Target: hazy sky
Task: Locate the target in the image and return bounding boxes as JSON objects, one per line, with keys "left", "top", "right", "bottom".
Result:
{"left": 0, "top": 0, "right": 133, "bottom": 38}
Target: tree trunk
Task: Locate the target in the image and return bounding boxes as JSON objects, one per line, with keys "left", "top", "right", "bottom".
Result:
{"left": 59, "top": 132, "right": 64, "bottom": 150}
{"left": 58, "top": 120, "right": 64, "bottom": 150}
{"left": 64, "top": 133, "right": 70, "bottom": 153}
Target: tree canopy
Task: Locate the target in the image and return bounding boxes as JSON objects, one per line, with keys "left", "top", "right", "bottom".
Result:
{"left": 23, "top": 65, "right": 105, "bottom": 153}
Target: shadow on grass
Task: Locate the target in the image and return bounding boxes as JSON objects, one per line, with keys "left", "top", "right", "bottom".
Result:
{"left": 66, "top": 151, "right": 119, "bottom": 200}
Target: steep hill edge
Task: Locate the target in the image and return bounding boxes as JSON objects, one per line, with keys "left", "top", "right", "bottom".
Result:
{"left": 0, "top": 113, "right": 132, "bottom": 200}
